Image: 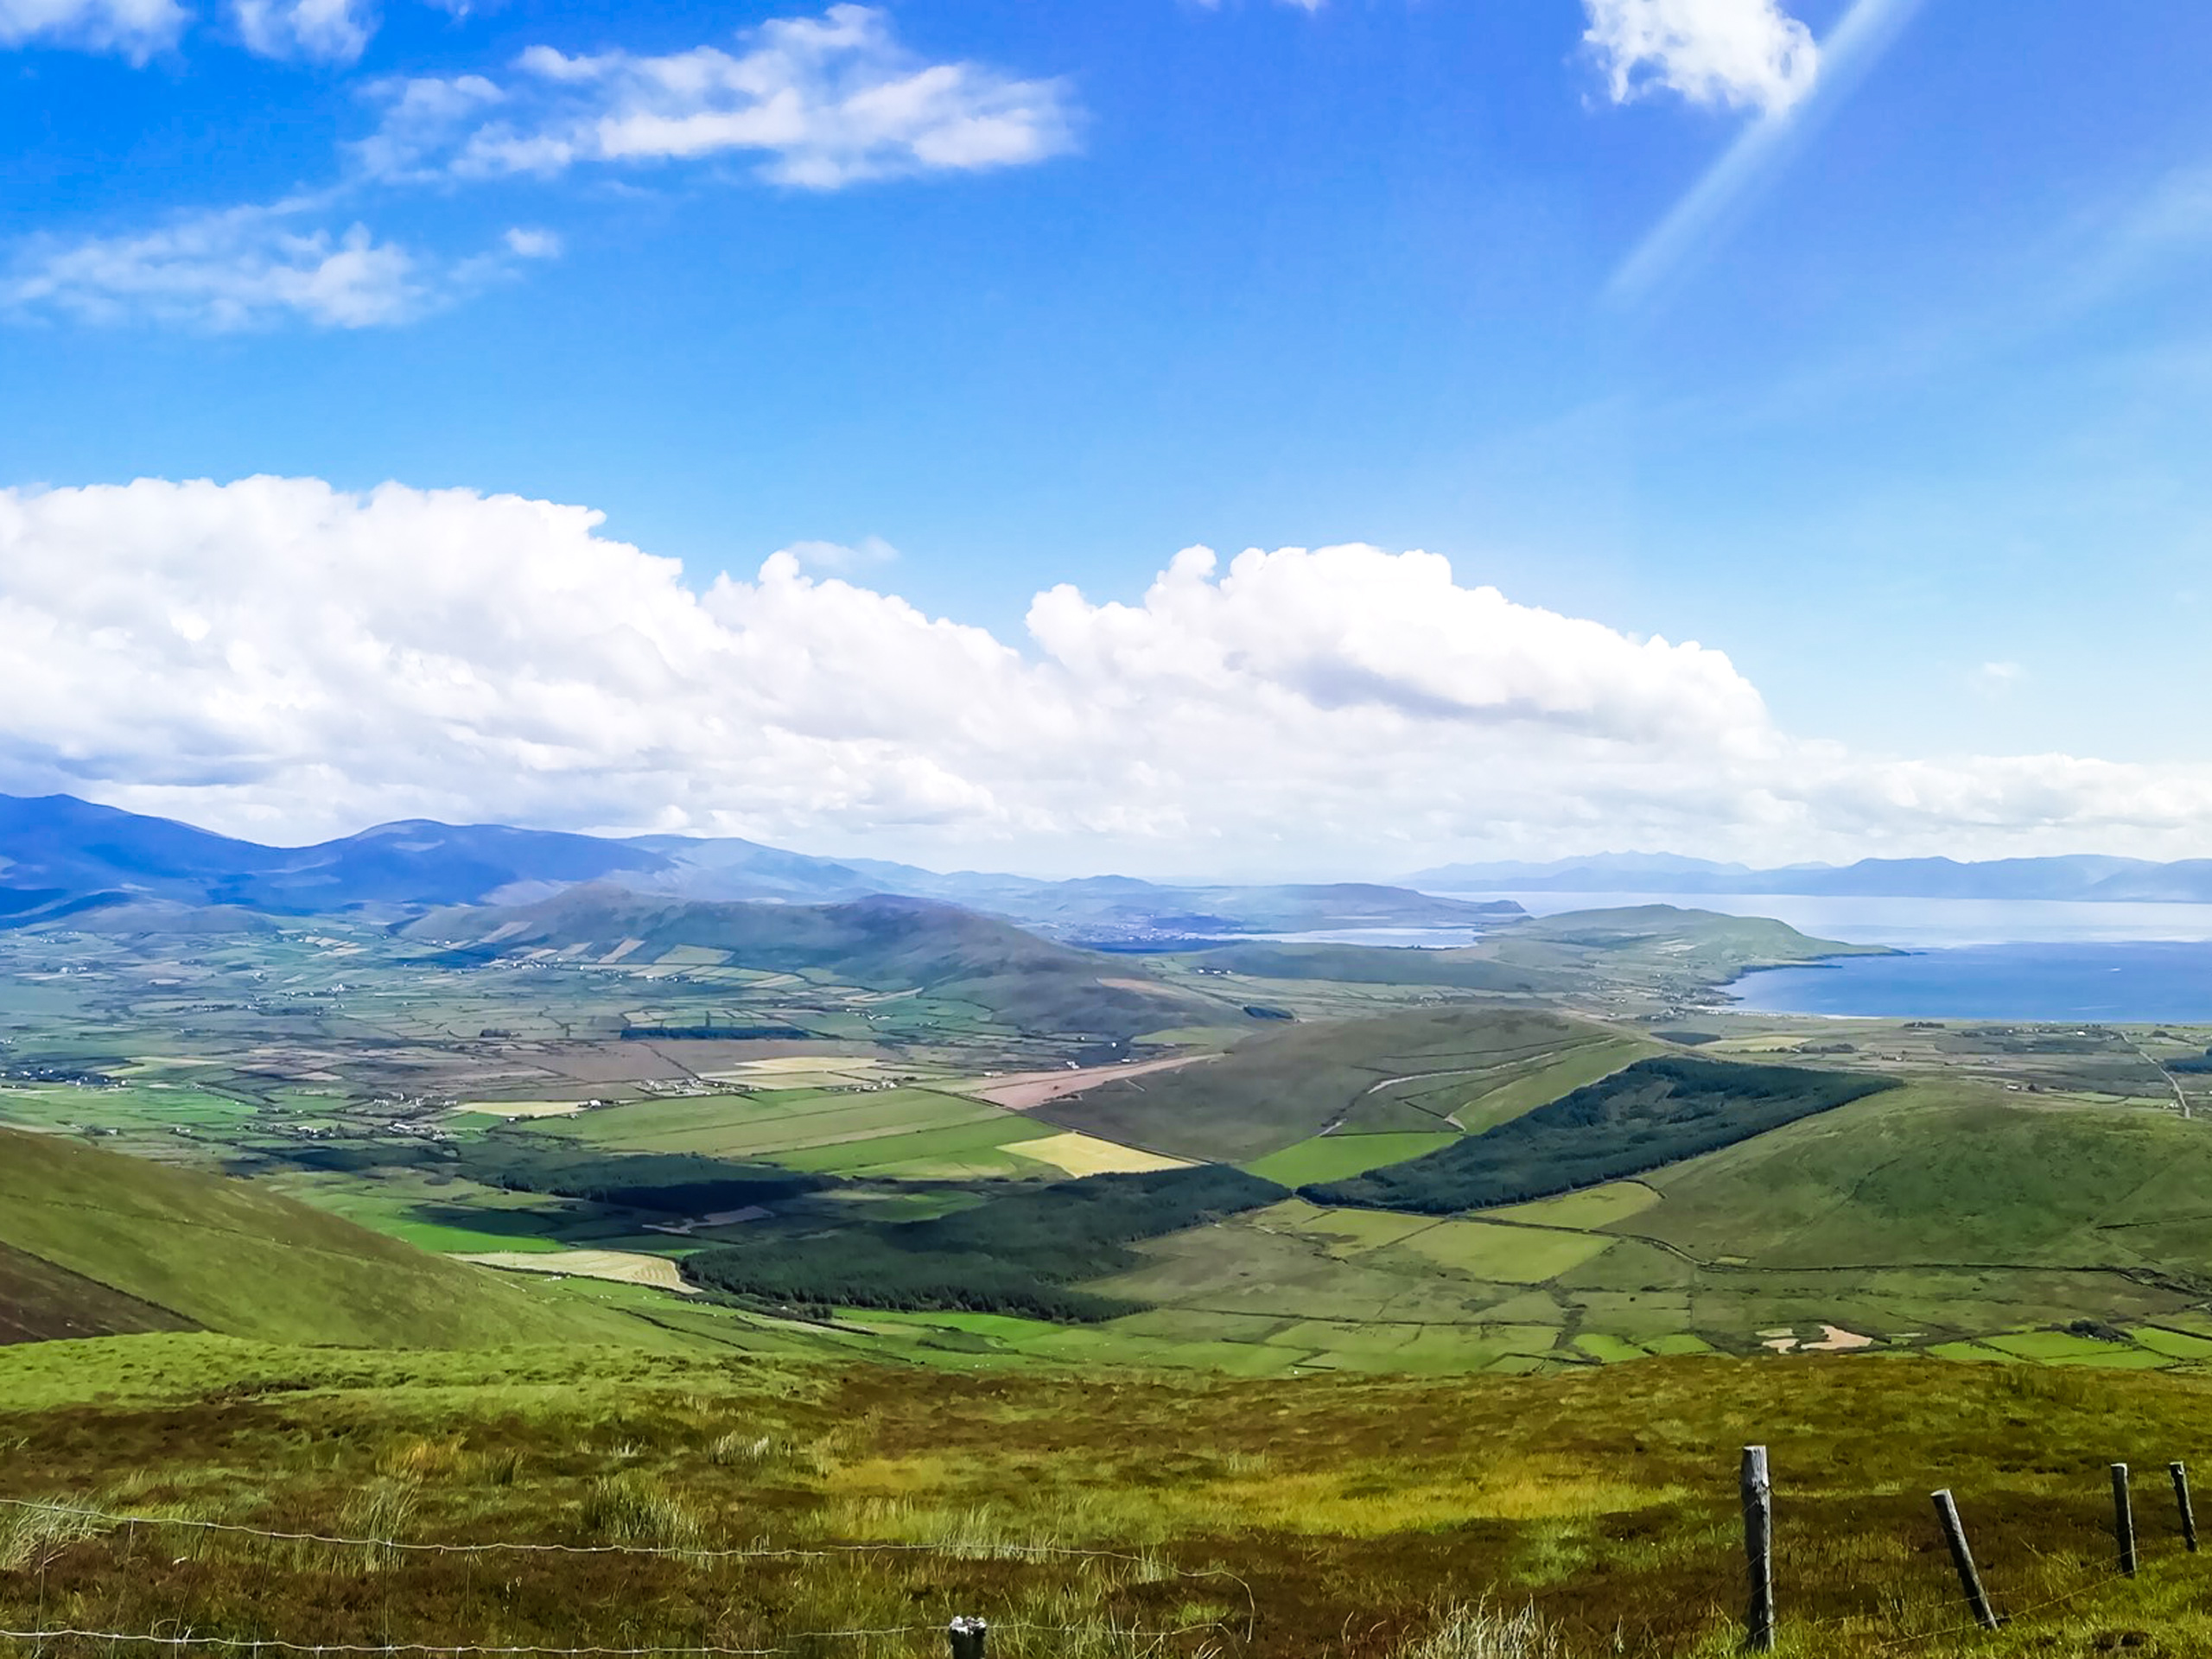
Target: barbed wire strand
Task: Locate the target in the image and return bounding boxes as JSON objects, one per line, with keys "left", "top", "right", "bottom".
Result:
{"left": 0, "top": 1503, "right": 1154, "bottom": 1568}
{"left": 0, "top": 1620, "right": 1229, "bottom": 1656}
{"left": 1855, "top": 1560, "right": 2145, "bottom": 1651}
{"left": 0, "top": 1499, "right": 1259, "bottom": 1644}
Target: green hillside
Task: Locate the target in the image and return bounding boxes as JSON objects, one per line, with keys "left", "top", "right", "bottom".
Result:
{"left": 1634, "top": 1079, "right": 2212, "bottom": 1279}
{"left": 404, "top": 885, "right": 1206, "bottom": 1039}
{"left": 1039, "top": 1004, "right": 1649, "bottom": 1162}
{"left": 0, "top": 1127, "right": 613, "bottom": 1347}
{"left": 1309, "top": 1055, "right": 1900, "bottom": 1211}
{"left": 1179, "top": 906, "right": 1883, "bottom": 999}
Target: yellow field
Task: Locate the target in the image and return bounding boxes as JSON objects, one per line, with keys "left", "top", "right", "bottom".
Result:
{"left": 457, "top": 1249, "right": 692, "bottom": 1293}
{"left": 456, "top": 1099, "right": 588, "bottom": 1120}
{"left": 701, "top": 1055, "right": 898, "bottom": 1090}
{"left": 1009, "top": 1130, "right": 1192, "bottom": 1177}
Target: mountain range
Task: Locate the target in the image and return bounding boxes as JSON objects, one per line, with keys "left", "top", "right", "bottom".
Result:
{"left": 0, "top": 791, "right": 1515, "bottom": 941}
{"left": 10, "top": 791, "right": 2212, "bottom": 938}
{"left": 1407, "top": 850, "right": 2212, "bottom": 903}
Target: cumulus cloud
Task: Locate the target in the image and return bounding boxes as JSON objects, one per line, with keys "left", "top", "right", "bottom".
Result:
{"left": 1, "top": 476, "right": 2205, "bottom": 871}
{"left": 1583, "top": 0, "right": 1820, "bottom": 117}
{"left": 355, "top": 3, "right": 1074, "bottom": 188}
{"left": 0, "top": 0, "right": 186, "bottom": 56}
{"left": 232, "top": 0, "right": 372, "bottom": 62}
{"left": 2, "top": 200, "right": 557, "bottom": 330}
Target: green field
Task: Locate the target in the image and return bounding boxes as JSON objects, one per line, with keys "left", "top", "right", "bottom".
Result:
{"left": 1243, "top": 1129, "right": 1459, "bottom": 1186}
{"left": 526, "top": 1086, "right": 1021, "bottom": 1160}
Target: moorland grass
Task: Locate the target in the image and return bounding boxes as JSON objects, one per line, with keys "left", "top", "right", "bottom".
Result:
{"left": 9, "top": 1339, "right": 2212, "bottom": 1656}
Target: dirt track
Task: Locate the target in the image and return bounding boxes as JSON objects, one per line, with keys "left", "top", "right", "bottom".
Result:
{"left": 957, "top": 1052, "right": 1218, "bottom": 1110}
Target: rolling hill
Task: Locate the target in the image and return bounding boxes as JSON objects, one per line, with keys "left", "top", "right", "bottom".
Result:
{"left": 0, "top": 1127, "right": 598, "bottom": 1347}
{"left": 1039, "top": 1004, "right": 1656, "bottom": 1163}
{"left": 400, "top": 885, "right": 1212, "bottom": 1039}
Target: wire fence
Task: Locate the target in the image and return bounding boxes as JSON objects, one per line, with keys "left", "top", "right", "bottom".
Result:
{"left": 1729, "top": 1446, "right": 2209, "bottom": 1654}
{"left": 0, "top": 1621, "right": 1233, "bottom": 1658}
{"left": 7, "top": 1450, "right": 2206, "bottom": 1656}
{"left": 0, "top": 1502, "right": 1171, "bottom": 1568}
{"left": 0, "top": 1495, "right": 1251, "bottom": 1659}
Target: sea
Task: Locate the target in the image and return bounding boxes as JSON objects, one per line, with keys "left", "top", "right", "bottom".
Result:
{"left": 1421, "top": 891, "right": 2212, "bottom": 1024}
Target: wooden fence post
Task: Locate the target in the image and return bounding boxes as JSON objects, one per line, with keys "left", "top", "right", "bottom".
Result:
{"left": 948, "top": 1616, "right": 988, "bottom": 1659}
{"left": 1931, "top": 1490, "right": 1999, "bottom": 1630}
{"left": 1741, "top": 1445, "right": 1775, "bottom": 1652}
{"left": 2172, "top": 1461, "right": 2198, "bottom": 1553}
{"left": 2113, "top": 1463, "right": 2138, "bottom": 1578}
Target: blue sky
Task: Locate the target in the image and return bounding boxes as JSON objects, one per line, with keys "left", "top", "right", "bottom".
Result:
{"left": 7, "top": 0, "right": 2212, "bottom": 874}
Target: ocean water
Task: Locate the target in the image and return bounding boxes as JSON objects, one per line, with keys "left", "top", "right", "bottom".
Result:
{"left": 1428, "top": 890, "right": 2212, "bottom": 1022}
{"left": 1243, "top": 925, "right": 1490, "bottom": 949}
{"left": 1728, "top": 942, "right": 2212, "bottom": 1023}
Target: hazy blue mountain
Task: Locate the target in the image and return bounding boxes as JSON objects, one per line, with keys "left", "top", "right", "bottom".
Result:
{"left": 1407, "top": 851, "right": 2194, "bottom": 901}
{"left": 0, "top": 791, "right": 1518, "bottom": 938}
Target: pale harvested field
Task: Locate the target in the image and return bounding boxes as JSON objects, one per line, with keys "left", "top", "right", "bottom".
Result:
{"left": 1010, "top": 1130, "right": 1192, "bottom": 1177}
{"left": 700, "top": 1055, "right": 896, "bottom": 1090}
{"left": 457, "top": 1249, "right": 694, "bottom": 1293}
{"left": 457, "top": 1099, "right": 588, "bottom": 1120}
{"left": 956, "top": 1053, "right": 1219, "bottom": 1110}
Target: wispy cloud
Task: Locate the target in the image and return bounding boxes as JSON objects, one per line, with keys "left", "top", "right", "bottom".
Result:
{"left": 0, "top": 0, "right": 186, "bottom": 58}
{"left": 1603, "top": 0, "right": 1926, "bottom": 306}
{"left": 2, "top": 197, "right": 557, "bottom": 330}
{"left": 355, "top": 3, "right": 1075, "bottom": 189}
{"left": 3, "top": 4, "right": 1063, "bottom": 334}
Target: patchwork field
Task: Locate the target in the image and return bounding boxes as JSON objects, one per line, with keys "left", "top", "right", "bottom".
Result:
{"left": 12, "top": 914, "right": 2212, "bottom": 1383}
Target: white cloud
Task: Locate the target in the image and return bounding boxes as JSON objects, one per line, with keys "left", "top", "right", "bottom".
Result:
{"left": 4, "top": 476, "right": 2211, "bottom": 874}
{"left": 232, "top": 0, "right": 372, "bottom": 62}
{"left": 1583, "top": 0, "right": 1819, "bottom": 117}
{"left": 356, "top": 3, "right": 1074, "bottom": 188}
{"left": 2, "top": 200, "right": 554, "bottom": 330}
{"left": 0, "top": 0, "right": 186, "bottom": 57}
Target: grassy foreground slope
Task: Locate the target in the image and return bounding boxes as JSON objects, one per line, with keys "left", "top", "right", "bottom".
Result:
{"left": 1040, "top": 1006, "right": 1648, "bottom": 1163}
{"left": 0, "top": 1127, "right": 619, "bottom": 1347}
{"left": 8, "top": 1337, "right": 2212, "bottom": 1656}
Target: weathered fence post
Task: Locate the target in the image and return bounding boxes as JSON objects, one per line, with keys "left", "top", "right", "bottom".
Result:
{"left": 949, "top": 1616, "right": 988, "bottom": 1659}
{"left": 1741, "top": 1445, "right": 1775, "bottom": 1651}
{"left": 2113, "top": 1463, "right": 2139, "bottom": 1577}
{"left": 2173, "top": 1461, "right": 2198, "bottom": 1553}
{"left": 1931, "top": 1490, "right": 1999, "bottom": 1630}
